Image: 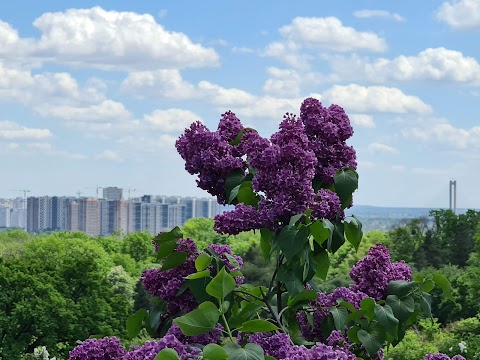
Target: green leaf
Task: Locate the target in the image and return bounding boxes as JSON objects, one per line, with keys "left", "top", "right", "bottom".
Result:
{"left": 360, "top": 297, "right": 375, "bottom": 321}
{"left": 328, "top": 222, "right": 345, "bottom": 254}
{"left": 277, "top": 266, "right": 304, "bottom": 297}
{"left": 220, "top": 301, "right": 230, "bottom": 314}
{"left": 314, "top": 250, "right": 330, "bottom": 280}
{"left": 259, "top": 228, "right": 273, "bottom": 261}
{"left": 276, "top": 225, "right": 306, "bottom": 261}
{"left": 344, "top": 216, "right": 363, "bottom": 251}
{"left": 289, "top": 213, "right": 303, "bottom": 226}
{"left": 374, "top": 304, "right": 398, "bottom": 336}
{"left": 206, "top": 267, "right": 237, "bottom": 299}
{"left": 238, "top": 186, "right": 258, "bottom": 206}
{"left": 185, "top": 270, "right": 211, "bottom": 280}
{"left": 333, "top": 168, "right": 358, "bottom": 208}
{"left": 156, "top": 240, "right": 178, "bottom": 259}
{"left": 417, "top": 292, "right": 432, "bottom": 318}
{"left": 330, "top": 307, "right": 349, "bottom": 330}
{"left": 160, "top": 251, "right": 187, "bottom": 272}
{"left": 203, "top": 344, "right": 229, "bottom": 360}
{"left": 288, "top": 289, "right": 318, "bottom": 306}
{"left": 229, "top": 185, "right": 241, "bottom": 203}
{"left": 229, "top": 128, "right": 256, "bottom": 146}
{"left": 239, "top": 319, "right": 279, "bottom": 333}
{"left": 386, "top": 295, "right": 415, "bottom": 322}
{"left": 309, "top": 220, "right": 330, "bottom": 245}
{"left": 126, "top": 308, "right": 148, "bottom": 339}
{"left": 188, "top": 277, "right": 211, "bottom": 303}
{"left": 226, "top": 169, "right": 245, "bottom": 204}
{"left": 153, "top": 226, "right": 183, "bottom": 246}
{"left": 421, "top": 280, "right": 435, "bottom": 293}
{"left": 223, "top": 343, "right": 265, "bottom": 360}
{"left": 195, "top": 253, "right": 212, "bottom": 271}
{"left": 433, "top": 273, "right": 455, "bottom": 301}
{"left": 357, "top": 329, "right": 384, "bottom": 356}
{"left": 387, "top": 280, "right": 416, "bottom": 298}
{"left": 229, "top": 302, "right": 262, "bottom": 328}
{"left": 154, "top": 348, "right": 180, "bottom": 360}
{"left": 174, "top": 301, "right": 220, "bottom": 336}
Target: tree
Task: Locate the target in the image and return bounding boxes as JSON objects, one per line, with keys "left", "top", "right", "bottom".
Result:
{"left": 122, "top": 232, "right": 156, "bottom": 263}
{"left": 385, "top": 218, "right": 426, "bottom": 264}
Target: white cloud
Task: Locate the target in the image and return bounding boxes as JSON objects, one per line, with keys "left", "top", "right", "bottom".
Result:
{"left": 322, "top": 84, "right": 432, "bottom": 113}
{"left": 0, "top": 7, "right": 219, "bottom": 71}
{"left": 197, "top": 81, "right": 256, "bottom": 107}
{"left": 436, "top": 0, "right": 480, "bottom": 29}
{"left": 368, "top": 142, "right": 399, "bottom": 154}
{"left": 349, "top": 114, "right": 376, "bottom": 128}
{"left": 402, "top": 118, "right": 480, "bottom": 149}
{"left": 353, "top": 10, "right": 405, "bottom": 22}
{"left": 35, "top": 100, "right": 131, "bottom": 122}
{"left": 96, "top": 150, "right": 123, "bottom": 162}
{"left": 0, "top": 121, "right": 52, "bottom": 140}
{"left": 412, "top": 167, "right": 448, "bottom": 176}
{"left": 121, "top": 69, "right": 196, "bottom": 99}
{"left": 232, "top": 46, "right": 255, "bottom": 54}
{"left": 277, "top": 17, "right": 387, "bottom": 52}
{"left": 330, "top": 48, "right": 480, "bottom": 84}
{"left": 144, "top": 109, "right": 202, "bottom": 132}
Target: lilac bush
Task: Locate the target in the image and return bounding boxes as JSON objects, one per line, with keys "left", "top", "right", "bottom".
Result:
{"left": 69, "top": 97, "right": 460, "bottom": 360}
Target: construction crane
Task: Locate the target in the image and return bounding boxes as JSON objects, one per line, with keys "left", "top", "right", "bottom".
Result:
{"left": 126, "top": 187, "right": 137, "bottom": 200}
{"left": 10, "top": 189, "right": 30, "bottom": 208}
{"left": 83, "top": 186, "right": 103, "bottom": 198}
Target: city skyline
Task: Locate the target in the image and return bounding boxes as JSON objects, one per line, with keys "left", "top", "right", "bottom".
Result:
{"left": 0, "top": 1, "right": 479, "bottom": 208}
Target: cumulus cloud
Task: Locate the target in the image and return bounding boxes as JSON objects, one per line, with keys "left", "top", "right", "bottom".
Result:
{"left": 322, "top": 84, "right": 432, "bottom": 113}
{"left": 349, "top": 114, "right": 376, "bottom": 128}
{"left": 353, "top": 10, "right": 405, "bottom": 22}
{"left": 436, "top": 0, "right": 480, "bottom": 29}
{"left": 197, "top": 81, "right": 256, "bottom": 107}
{"left": 402, "top": 118, "right": 480, "bottom": 149}
{"left": 121, "top": 69, "right": 196, "bottom": 99}
{"left": 96, "top": 150, "right": 123, "bottom": 162}
{"left": 144, "top": 109, "right": 202, "bottom": 132}
{"left": 0, "top": 7, "right": 219, "bottom": 71}
{"left": 278, "top": 17, "right": 387, "bottom": 52}
{"left": 368, "top": 142, "right": 399, "bottom": 154}
{"left": 35, "top": 100, "right": 131, "bottom": 122}
{"left": 330, "top": 48, "right": 480, "bottom": 84}
{"left": 263, "top": 17, "right": 387, "bottom": 68}
{"left": 0, "top": 121, "right": 52, "bottom": 140}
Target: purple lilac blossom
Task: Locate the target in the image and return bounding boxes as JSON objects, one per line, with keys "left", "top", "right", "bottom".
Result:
{"left": 283, "top": 342, "right": 356, "bottom": 360}
{"left": 300, "top": 98, "right": 356, "bottom": 184}
{"left": 425, "top": 354, "right": 466, "bottom": 360}
{"left": 124, "top": 335, "right": 201, "bottom": 360}
{"left": 176, "top": 121, "right": 246, "bottom": 204}
{"left": 165, "top": 323, "right": 223, "bottom": 346}
{"left": 69, "top": 337, "right": 126, "bottom": 360}
{"left": 349, "top": 243, "right": 412, "bottom": 300}
{"left": 244, "top": 332, "right": 291, "bottom": 360}
{"left": 311, "top": 189, "right": 342, "bottom": 220}
{"left": 142, "top": 238, "right": 199, "bottom": 314}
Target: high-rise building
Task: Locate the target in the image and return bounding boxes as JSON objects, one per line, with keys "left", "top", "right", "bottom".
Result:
{"left": 67, "top": 201, "right": 79, "bottom": 231}
{"left": 78, "top": 198, "right": 99, "bottom": 236}
{"left": 10, "top": 209, "right": 26, "bottom": 229}
{"left": 168, "top": 204, "right": 186, "bottom": 229}
{"left": 51, "top": 196, "right": 74, "bottom": 230}
{"left": 0, "top": 207, "right": 10, "bottom": 228}
{"left": 27, "top": 196, "right": 52, "bottom": 232}
{"left": 103, "top": 187, "right": 123, "bottom": 201}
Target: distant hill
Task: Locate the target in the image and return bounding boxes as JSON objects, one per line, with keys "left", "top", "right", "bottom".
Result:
{"left": 345, "top": 205, "right": 475, "bottom": 232}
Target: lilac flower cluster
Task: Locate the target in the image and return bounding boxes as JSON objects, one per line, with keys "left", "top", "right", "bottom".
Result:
{"left": 69, "top": 337, "right": 126, "bottom": 360}
{"left": 424, "top": 354, "right": 466, "bottom": 360}
{"left": 300, "top": 98, "right": 356, "bottom": 184}
{"left": 283, "top": 342, "right": 356, "bottom": 360}
{"left": 178, "top": 98, "right": 356, "bottom": 234}
{"left": 142, "top": 238, "right": 199, "bottom": 314}
{"left": 296, "top": 287, "right": 369, "bottom": 341}
{"left": 207, "top": 244, "right": 245, "bottom": 283}
{"left": 242, "top": 332, "right": 355, "bottom": 360}
{"left": 124, "top": 335, "right": 201, "bottom": 360}
{"left": 176, "top": 121, "right": 246, "bottom": 204}
{"left": 165, "top": 323, "right": 223, "bottom": 346}
{"left": 349, "top": 243, "right": 412, "bottom": 300}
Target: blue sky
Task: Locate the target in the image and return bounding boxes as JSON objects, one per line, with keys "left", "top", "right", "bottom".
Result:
{"left": 0, "top": 0, "right": 479, "bottom": 208}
